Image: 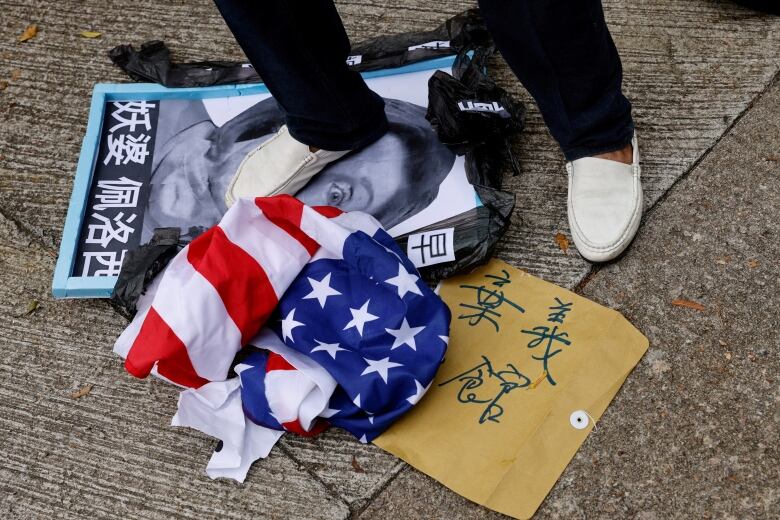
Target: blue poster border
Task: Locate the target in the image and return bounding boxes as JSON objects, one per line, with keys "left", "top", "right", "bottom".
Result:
{"left": 52, "top": 55, "right": 458, "bottom": 298}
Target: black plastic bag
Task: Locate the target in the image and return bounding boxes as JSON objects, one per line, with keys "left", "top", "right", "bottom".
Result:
{"left": 428, "top": 45, "right": 525, "bottom": 184}
{"left": 110, "top": 227, "right": 183, "bottom": 318}
{"left": 394, "top": 186, "right": 515, "bottom": 281}
{"left": 108, "top": 41, "right": 262, "bottom": 87}
{"left": 407, "top": 41, "right": 524, "bottom": 281}
{"left": 348, "top": 8, "right": 491, "bottom": 72}
{"left": 108, "top": 9, "right": 489, "bottom": 88}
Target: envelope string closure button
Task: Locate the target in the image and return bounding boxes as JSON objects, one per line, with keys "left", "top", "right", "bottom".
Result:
{"left": 569, "top": 410, "right": 596, "bottom": 431}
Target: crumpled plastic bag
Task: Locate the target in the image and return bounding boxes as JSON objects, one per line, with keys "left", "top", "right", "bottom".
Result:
{"left": 429, "top": 44, "right": 525, "bottom": 184}
{"left": 110, "top": 227, "right": 183, "bottom": 318}
{"left": 348, "top": 8, "right": 491, "bottom": 72}
{"left": 393, "top": 188, "right": 515, "bottom": 281}
{"left": 427, "top": 70, "right": 523, "bottom": 157}
{"left": 108, "top": 9, "right": 489, "bottom": 88}
{"left": 108, "top": 41, "right": 262, "bottom": 87}
{"left": 407, "top": 43, "right": 524, "bottom": 281}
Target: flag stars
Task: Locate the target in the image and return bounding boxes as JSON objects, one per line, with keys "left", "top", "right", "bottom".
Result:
{"left": 406, "top": 379, "right": 431, "bottom": 405}
{"left": 384, "top": 264, "right": 423, "bottom": 298}
{"left": 310, "top": 339, "right": 346, "bottom": 360}
{"left": 386, "top": 319, "right": 426, "bottom": 351}
{"left": 280, "top": 308, "right": 304, "bottom": 343}
{"left": 344, "top": 300, "right": 379, "bottom": 336}
{"left": 320, "top": 407, "right": 340, "bottom": 418}
{"left": 361, "top": 357, "right": 403, "bottom": 383}
{"left": 302, "top": 272, "right": 341, "bottom": 308}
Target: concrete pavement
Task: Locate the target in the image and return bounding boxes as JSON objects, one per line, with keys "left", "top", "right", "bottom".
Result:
{"left": 0, "top": 0, "right": 778, "bottom": 518}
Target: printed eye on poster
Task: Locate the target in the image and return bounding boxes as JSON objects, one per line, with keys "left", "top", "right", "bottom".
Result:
{"left": 53, "top": 56, "right": 481, "bottom": 298}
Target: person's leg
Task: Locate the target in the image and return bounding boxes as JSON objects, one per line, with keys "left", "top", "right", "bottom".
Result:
{"left": 477, "top": 0, "right": 641, "bottom": 263}
{"left": 476, "top": 0, "right": 634, "bottom": 162}
{"left": 213, "top": 0, "right": 387, "bottom": 151}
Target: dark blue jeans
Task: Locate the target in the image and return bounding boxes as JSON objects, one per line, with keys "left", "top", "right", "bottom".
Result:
{"left": 213, "top": 0, "right": 634, "bottom": 160}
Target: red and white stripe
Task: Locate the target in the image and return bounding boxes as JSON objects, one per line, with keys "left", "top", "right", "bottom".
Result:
{"left": 167, "top": 326, "right": 341, "bottom": 482}
{"left": 114, "top": 195, "right": 381, "bottom": 389}
{"left": 249, "top": 328, "right": 338, "bottom": 435}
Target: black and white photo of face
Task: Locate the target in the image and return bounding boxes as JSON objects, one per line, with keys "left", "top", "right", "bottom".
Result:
{"left": 142, "top": 97, "right": 456, "bottom": 241}
{"left": 296, "top": 99, "right": 456, "bottom": 229}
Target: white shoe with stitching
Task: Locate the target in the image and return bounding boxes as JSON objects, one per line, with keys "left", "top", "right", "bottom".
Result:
{"left": 225, "top": 125, "right": 350, "bottom": 207}
{"left": 566, "top": 134, "right": 643, "bottom": 262}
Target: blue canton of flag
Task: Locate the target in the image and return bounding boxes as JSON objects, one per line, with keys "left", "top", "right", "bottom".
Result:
{"left": 270, "top": 226, "right": 451, "bottom": 443}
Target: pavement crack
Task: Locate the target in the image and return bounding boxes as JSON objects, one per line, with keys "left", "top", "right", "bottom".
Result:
{"left": 573, "top": 68, "right": 779, "bottom": 293}
{"left": 274, "top": 442, "right": 351, "bottom": 514}
{"left": 573, "top": 266, "right": 598, "bottom": 294}
{"left": 347, "top": 461, "right": 407, "bottom": 519}
{"left": 0, "top": 202, "right": 57, "bottom": 256}
{"left": 638, "top": 68, "right": 779, "bottom": 224}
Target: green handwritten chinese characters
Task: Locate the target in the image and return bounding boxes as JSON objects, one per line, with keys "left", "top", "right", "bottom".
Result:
{"left": 450, "top": 269, "right": 576, "bottom": 423}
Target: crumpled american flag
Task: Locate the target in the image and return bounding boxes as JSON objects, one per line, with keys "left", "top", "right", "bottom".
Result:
{"left": 114, "top": 195, "right": 450, "bottom": 481}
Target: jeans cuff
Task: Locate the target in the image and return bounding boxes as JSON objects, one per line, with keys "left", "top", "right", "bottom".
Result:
{"left": 562, "top": 125, "right": 635, "bottom": 162}
{"left": 286, "top": 100, "right": 389, "bottom": 151}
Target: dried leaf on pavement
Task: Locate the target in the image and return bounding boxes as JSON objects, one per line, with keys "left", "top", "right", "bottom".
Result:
{"left": 671, "top": 298, "right": 705, "bottom": 311}
{"left": 351, "top": 455, "right": 365, "bottom": 473}
{"left": 18, "top": 24, "right": 38, "bottom": 43}
{"left": 24, "top": 300, "right": 39, "bottom": 315}
{"left": 70, "top": 384, "right": 93, "bottom": 399}
{"left": 554, "top": 233, "right": 569, "bottom": 254}
{"left": 80, "top": 31, "right": 102, "bottom": 38}
{"left": 746, "top": 259, "right": 759, "bottom": 268}
{"left": 16, "top": 300, "right": 39, "bottom": 317}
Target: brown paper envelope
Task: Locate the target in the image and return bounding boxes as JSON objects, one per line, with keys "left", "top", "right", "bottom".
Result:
{"left": 375, "top": 259, "right": 648, "bottom": 519}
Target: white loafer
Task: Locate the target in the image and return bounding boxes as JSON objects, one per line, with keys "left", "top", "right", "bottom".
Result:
{"left": 225, "top": 125, "right": 351, "bottom": 207}
{"left": 566, "top": 134, "right": 643, "bottom": 262}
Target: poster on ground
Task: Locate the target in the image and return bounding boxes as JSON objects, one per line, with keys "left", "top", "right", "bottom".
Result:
{"left": 54, "top": 57, "right": 480, "bottom": 297}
